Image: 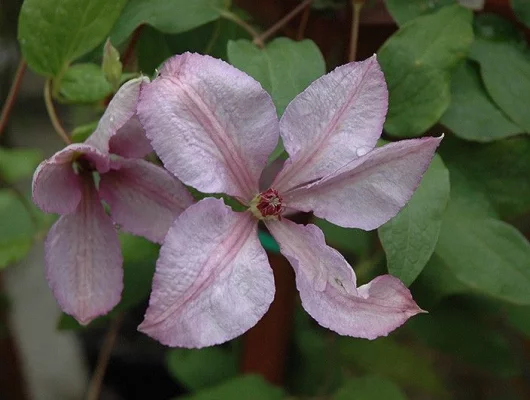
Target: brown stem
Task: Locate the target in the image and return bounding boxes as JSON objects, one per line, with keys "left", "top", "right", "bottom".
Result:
{"left": 85, "top": 314, "right": 123, "bottom": 400}
{"left": 254, "top": 0, "right": 313, "bottom": 45}
{"left": 296, "top": 3, "right": 311, "bottom": 40}
{"left": 121, "top": 26, "right": 144, "bottom": 70}
{"left": 348, "top": 1, "right": 364, "bottom": 62}
{"left": 43, "top": 79, "right": 71, "bottom": 145}
{"left": 0, "top": 59, "right": 26, "bottom": 138}
{"left": 220, "top": 10, "right": 264, "bottom": 48}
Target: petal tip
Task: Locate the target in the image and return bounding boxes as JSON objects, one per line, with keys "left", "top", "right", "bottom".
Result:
{"left": 136, "top": 320, "right": 159, "bottom": 341}
{"left": 138, "top": 75, "right": 150, "bottom": 84}
{"left": 76, "top": 315, "right": 95, "bottom": 326}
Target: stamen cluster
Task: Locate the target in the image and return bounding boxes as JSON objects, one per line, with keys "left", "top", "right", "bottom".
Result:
{"left": 250, "top": 188, "right": 284, "bottom": 220}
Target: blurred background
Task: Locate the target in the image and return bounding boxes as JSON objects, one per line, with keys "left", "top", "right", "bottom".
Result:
{"left": 1, "top": 0, "right": 530, "bottom": 399}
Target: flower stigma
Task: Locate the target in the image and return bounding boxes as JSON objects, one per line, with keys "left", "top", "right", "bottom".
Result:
{"left": 249, "top": 188, "right": 284, "bottom": 220}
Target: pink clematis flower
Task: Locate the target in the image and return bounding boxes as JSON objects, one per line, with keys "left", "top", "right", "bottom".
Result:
{"left": 137, "top": 53, "right": 441, "bottom": 348}
{"left": 32, "top": 77, "right": 194, "bottom": 325}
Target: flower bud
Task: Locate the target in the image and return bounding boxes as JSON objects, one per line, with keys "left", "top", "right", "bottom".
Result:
{"left": 102, "top": 38, "right": 122, "bottom": 91}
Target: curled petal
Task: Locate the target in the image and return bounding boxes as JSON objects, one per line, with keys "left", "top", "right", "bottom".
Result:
{"left": 109, "top": 115, "right": 153, "bottom": 158}
{"left": 32, "top": 160, "right": 81, "bottom": 214}
{"left": 32, "top": 144, "right": 110, "bottom": 214}
{"left": 273, "top": 55, "right": 388, "bottom": 192}
{"left": 267, "top": 219, "right": 422, "bottom": 339}
{"left": 139, "top": 198, "right": 274, "bottom": 348}
{"left": 137, "top": 53, "right": 279, "bottom": 202}
{"left": 86, "top": 77, "right": 149, "bottom": 155}
{"left": 99, "top": 158, "right": 194, "bottom": 243}
{"left": 45, "top": 181, "right": 123, "bottom": 325}
{"left": 284, "top": 136, "right": 442, "bottom": 230}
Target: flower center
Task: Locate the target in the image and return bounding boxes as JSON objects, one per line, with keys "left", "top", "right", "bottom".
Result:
{"left": 72, "top": 155, "right": 95, "bottom": 175}
{"left": 249, "top": 188, "right": 284, "bottom": 220}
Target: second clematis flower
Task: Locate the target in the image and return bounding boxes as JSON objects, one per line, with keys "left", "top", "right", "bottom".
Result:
{"left": 137, "top": 53, "right": 441, "bottom": 348}
{"left": 32, "top": 77, "right": 194, "bottom": 325}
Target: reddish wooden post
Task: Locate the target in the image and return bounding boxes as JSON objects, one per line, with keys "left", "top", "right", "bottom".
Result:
{"left": 240, "top": 252, "right": 297, "bottom": 385}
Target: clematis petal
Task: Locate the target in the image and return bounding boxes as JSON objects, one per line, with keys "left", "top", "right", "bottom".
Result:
{"left": 137, "top": 53, "right": 279, "bottom": 202}
{"left": 99, "top": 158, "right": 194, "bottom": 243}
{"left": 32, "top": 144, "right": 110, "bottom": 214}
{"left": 267, "top": 219, "right": 422, "bottom": 339}
{"left": 32, "top": 160, "right": 81, "bottom": 214}
{"left": 283, "top": 136, "right": 442, "bottom": 230}
{"left": 45, "top": 180, "right": 123, "bottom": 325}
{"left": 109, "top": 115, "right": 153, "bottom": 158}
{"left": 273, "top": 55, "right": 388, "bottom": 192}
{"left": 139, "top": 198, "right": 275, "bottom": 348}
{"left": 86, "top": 77, "right": 149, "bottom": 155}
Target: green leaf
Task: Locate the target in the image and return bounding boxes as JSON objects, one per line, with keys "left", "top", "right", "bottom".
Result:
{"left": 0, "top": 190, "right": 35, "bottom": 269}
{"left": 440, "top": 137, "right": 530, "bottom": 218}
{"left": 57, "top": 314, "right": 83, "bottom": 330}
{"left": 334, "top": 376, "right": 408, "bottom": 400}
{"left": 0, "top": 239, "right": 32, "bottom": 270}
{"left": 117, "top": 234, "right": 159, "bottom": 310}
{"left": 407, "top": 308, "right": 520, "bottom": 377}
{"left": 137, "top": 18, "right": 250, "bottom": 76}
{"left": 71, "top": 121, "right": 100, "bottom": 143}
{"left": 384, "top": 64, "right": 450, "bottom": 137}
{"left": 441, "top": 165, "right": 497, "bottom": 219}
{"left": 470, "top": 37, "right": 530, "bottom": 133}
{"left": 504, "top": 305, "right": 530, "bottom": 337}
{"left": 436, "top": 216, "right": 530, "bottom": 305}
{"left": 289, "top": 310, "right": 342, "bottom": 396}
{"left": 379, "top": 155, "right": 449, "bottom": 286}
{"left": 379, "top": 5, "right": 473, "bottom": 137}
{"left": 512, "top": 0, "right": 530, "bottom": 28}
{"left": 58, "top": 63, "right": 112, "bottom": 103}
{"left": 411, "top": 253, "right": 469, "bottom": 308}
{"left": 181, "top": 375, "right": 284, "bottom": 400}
{"left": 384, "top": 0, "right": 455, "bottom": 26}
{"left": 290, "top": 330, "right": 332, "bottom": 395}
{"left": 165, "top": 17, "right": 250, "bottom": 61}
{"left": 136, "top": 26, "right": 173, "bottom": 76}
{"left": 440, "top": 61, "right": 521, "bottom": 142}
{"left": 167, "top": 347, "right": 238, "bottom": 391}
{"left": 0, "top": 147, "right": 42, "bottom": 183}
{"left": 314, "top": 218, "right": 371, "bottom": 258}
{"left": 18, "top": 0, "right": 127, "bottom": 77}
{"left": 110, "top": 0, "right": 226, "bottom": 46}
{"left": 337, "top": 337, "right": 445, "bottom": 395}
{"left": 382, "top": 4, "right": 473, "bottom": 74}
{"left": 473, "top": 13, "right": 526, "bottom": 44}
{"left": 57, "top": 233, "right": 158, "bottom": 329}
{"left": 227, "top": 38, "right": 326, "bottom": 115}
{"left": 428, "top": 141, "right": 530, "bottom": 305}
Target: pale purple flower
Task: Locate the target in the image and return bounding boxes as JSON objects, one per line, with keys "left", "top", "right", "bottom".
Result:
{"left": 137, "top": 53, "right": 441, "bottom": 348}
{"left": 32, "top": 77, "right": 194, "bottom": 324}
